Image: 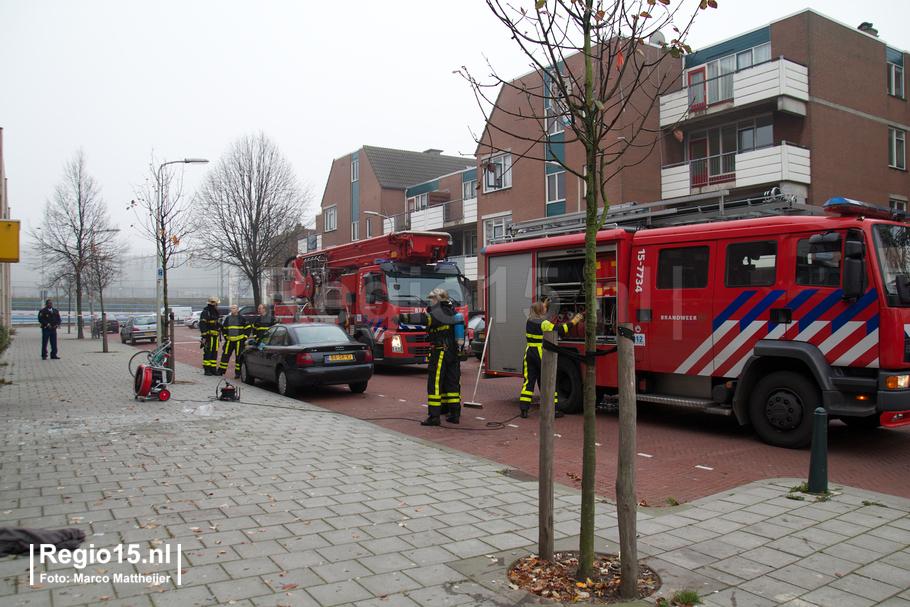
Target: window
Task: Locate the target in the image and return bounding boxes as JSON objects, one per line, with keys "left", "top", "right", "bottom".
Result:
{"left": 464, "top": 231, "right": 477, "bottom": 256}
{"left": 725, "top": 241, "right": 777, "bottom": 287}
{"left": 351, "top": 221, "right": 359, "bottom": 241}
{"left": 890, "top": 128, "right": 906, "bottom": 170}
{"left": 546, "top": 168, "right": 566, "bottom": 216}
{"left": 737, "top": 115, "right": 773, "bottom": 152}
{"left": 351, "top": 158, "right": 359, "bottom": 182}
{"left": 796, "top": 237, "right": 842, "bottom": 287}
{"left": 888, "top": 61, "right": 904, "bottom": 98}
{"left": 462, "top": 179, "right": 477, "bottom": 200}
{"left": 408, "top": 193, "right": 428, "bottom": 211}
{"left": 483, "top": 215, "right": 511, "bottom": 246}
{"left": 688, "top": 42, "right": 770, "bottom": 109}
{"left": 657, "top": 246, "right": 710, "bottom": 289}
{"left": 690, "top": 116, "right": 772, "bottom": 186}
{"left": 891, "top": 198, "right": 907, "bottom": 211}
{"left": 366, "top": 217, "right": 373, "bottom": 238}
{"left": 483, "top": 153, "right": 512, "bottom": 191}
{"left": 546, "top": 73, "right": 570, "bottom": 135}
{"left": 324, "top": 206, "right": 337, "bottom": 232}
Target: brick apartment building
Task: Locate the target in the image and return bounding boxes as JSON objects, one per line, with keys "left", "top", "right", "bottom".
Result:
{"left": 311, "top": 9, "right": 908, "bottom": 310}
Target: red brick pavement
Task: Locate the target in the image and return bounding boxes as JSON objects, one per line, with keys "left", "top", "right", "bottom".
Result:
{"left": 157, "top": 327, "right": 910, "bottom": 505}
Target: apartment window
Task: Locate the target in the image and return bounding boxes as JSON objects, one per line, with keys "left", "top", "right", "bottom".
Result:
{"left": 737, "top": 115, "right": 773, "bottom": 152}
{"left": 483, "top": 215, "right": 511, "bottom": 246}
{"left": 324, "top": 206, "right": 337, "bottom": 232}
{"left": 351, "top": 158, "right": 359, "bottom": 182}
{"left": 688, "top": 42, "right": 771, "bottom": 109}
{"left": 888, "top": 62, "right": 904, "bottom": 99}
{"left": 462, "top": 179, "right": 477, "bottom": 200}
{"left": 546, "top": 168, "right": 566, "bottom": 216}
{"left": 890, "top": 198, "right": 907, "bottom": 211}
{"left": 890, "top": 128, "right": 906, "bottom": 170}
{"left": 366, "top": 217, "right": 373, "bottom": 238}
{"left": 351, "top": 221, "right": 359, "bottom": 241}
{"left": 464, "top": 231, "right": 477, "bottom": 256}
{"left": 407, "top": 193, "right": 428, "bottom": 211}
{"left": 546, "top": 74, "right": 570, "bottom": 135}
{"left": 483, "top": 153, "right": 512, "bottom": 191}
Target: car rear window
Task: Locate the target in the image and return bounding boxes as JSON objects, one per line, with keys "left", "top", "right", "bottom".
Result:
{"left": 134, "top": 316, "right": 155, "bottom": 325}
{"left": 291, "top": 325, "right": 353, "bottom": 344}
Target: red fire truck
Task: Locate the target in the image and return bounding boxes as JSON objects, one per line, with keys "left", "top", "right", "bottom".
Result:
{"left": 482, "top": 195, "right": 910, "bottom": 448}
{"left": 277, "top": 231, "right": 471, "bottom": 365}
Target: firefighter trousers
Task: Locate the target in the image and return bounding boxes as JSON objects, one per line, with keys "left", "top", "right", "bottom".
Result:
{"left": 219, "top": 339, "right": 243, "bottom": 375}
{"left": 427, "top": 347, "right": 461, "bottom": 419}
{"left": 202, "top": 334, "right": 220, "bottom": 373}
{"left": 520, "top": 347, "right": 557, "bottom": 411}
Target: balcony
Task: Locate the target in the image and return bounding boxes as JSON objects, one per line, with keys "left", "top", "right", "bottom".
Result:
{"left": 447, "top": 254, "right": 479, "bottom": 281}
{"left": 661, "top": 143, "right": 810, "bottom": 199}
{"left": 660, "top": 58, "right": 808, "bottom": 128}
{"left": 382, "top": 196, "right": 478, "bottom": 234}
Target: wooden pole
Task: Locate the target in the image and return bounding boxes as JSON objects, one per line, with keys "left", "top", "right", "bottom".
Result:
{"left": 616, "top": 323, "right": 638, "bottom": 598}
{"left": 539, "top": 330, "right": 557, "bottom": 561}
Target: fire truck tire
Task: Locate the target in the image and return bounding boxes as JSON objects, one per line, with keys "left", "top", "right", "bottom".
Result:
{"left": 749, "top": 371, "right": 818, "bottom": 449}
{"left": 555, "top": 357, "right": 583, "bottom": 414}
{"left": 277, "top": 368, "right": 296, "bottom": 397}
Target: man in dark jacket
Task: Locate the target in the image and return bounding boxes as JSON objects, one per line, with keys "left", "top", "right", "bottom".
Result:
{"left": 251, "top": 303, "right": 276, "bottom": 341}
{"left": 392, "top": 288, "right": 463, "bottom": 426}
{"left": 199, "top": 297, "right": 221, "bottom": 376}
{"left": 38, "top": 299, "right": 62, "bottom": 360}
{"left": 218, "top": 305, "right": 249, "bottom": 378}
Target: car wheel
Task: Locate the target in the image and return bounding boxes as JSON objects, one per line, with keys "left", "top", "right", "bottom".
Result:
{"left": 130, "top": 335, "right": 135, "bottom": 345}
{"left": 349, "top": 381, "right": 368, "bottom": 394}
{"left": 749, "top": 371, "right": 818, "bottom": 449}
{"left": 277, "top": 368, "right": 295, "bottom": 397}
{"left": 120, "top": 334, "right": 126, "bottom": 344}
{"left": 240, "top": 361, "right": 255, "bottom": 385}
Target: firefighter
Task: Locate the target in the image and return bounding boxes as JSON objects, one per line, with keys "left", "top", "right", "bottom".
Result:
{"left": 199, "top": 296, "right": 222, "bottom": 376}
{"left": 218, "top": 304, "right": 249, "bottom": 378}
{"left": 520, "top": 301, "right": 583, "bottom": 418}
{"left": 251, "top": 303, "right": 277, "bottom": 340}
{"left": 392, "top": 288, "right": 463, "bottom": 426}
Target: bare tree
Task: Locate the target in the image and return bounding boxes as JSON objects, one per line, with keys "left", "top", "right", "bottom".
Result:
{"left": 85, "top": 235, "right": 128, "bottom": 351}
{"left": 30, "top": 149, "right": 118, "bottom": 339}
{"left": 193, "top": 132, "right": 312, "bottom": 307}
{"left": 463, "top": 0, "right": 715, "bottom": 589}
{"left": 129, "top": 154, "right": 204, "bottom": 335}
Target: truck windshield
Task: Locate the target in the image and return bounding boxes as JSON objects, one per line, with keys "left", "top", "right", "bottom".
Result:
{"left": 383, "top": 270, "right": 468, "bottom": 307}
{"left": 872, "top": 224, "right": 910, "bottom": 296}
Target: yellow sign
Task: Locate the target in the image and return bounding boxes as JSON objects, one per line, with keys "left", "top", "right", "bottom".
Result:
{"left": 0, "top": 220, "right": 20, "bottom": 263}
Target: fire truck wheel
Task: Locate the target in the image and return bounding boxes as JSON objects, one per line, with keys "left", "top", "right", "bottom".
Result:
{"left": 277, "top": 368, "right": 296, "bottom": 397}
{"left": 749, "top": 371, "right": 818, "bottom": 449}
{"left": 555, "top": 357, "right": 583, "bottom": 414}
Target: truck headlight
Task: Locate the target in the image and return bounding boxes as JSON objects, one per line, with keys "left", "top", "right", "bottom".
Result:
{"left": 391, "top": 335, "right": 403, "bottom": 353}
{"left": 885, "top": 374, "right": 910, "bottom": 389}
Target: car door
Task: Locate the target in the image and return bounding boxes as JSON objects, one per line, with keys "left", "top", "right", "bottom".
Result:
{"left": 259, "top": 326, "right": 290, "bottom": 380}
{"left": 246, "top": 326, "right": 276, "bottom": 377}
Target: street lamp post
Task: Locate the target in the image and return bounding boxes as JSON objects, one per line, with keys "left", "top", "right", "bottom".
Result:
{"left": 155, "top": 158, "right": 208, "bottom": 345}
{"left": 364, "top": 210, "right": 392, "bottom": 235}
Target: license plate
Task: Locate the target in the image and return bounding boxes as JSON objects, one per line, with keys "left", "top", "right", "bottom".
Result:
{"left": 328, "top": 353, "right": 354, "bottom": 362}
{"left": 144, "top": 332, "right": 155, "bottom": 336}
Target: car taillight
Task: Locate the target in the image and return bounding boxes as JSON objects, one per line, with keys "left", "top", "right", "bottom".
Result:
{"left": 296, "top": 353, "right": 314, "bottom": 366}
{"left": 364, "top": 349, "right": 373, "bottom": 362}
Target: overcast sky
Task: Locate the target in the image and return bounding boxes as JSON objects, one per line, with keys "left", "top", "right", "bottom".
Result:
{"left": 3, "top": 0, "right": 908, "bottom": 256}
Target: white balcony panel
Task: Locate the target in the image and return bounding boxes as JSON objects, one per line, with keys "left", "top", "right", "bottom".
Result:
{"left": 736, "top": 145, "right": 811, "bottom": 188}
{"left": 464, "top": 197, "right": 477, "bottom": 223}
{"left": 659, "top": 89, "right": 689, "bottom": 128}
{"left": 661, "top": 164, "right": 691, "bottom": 199}
{"left": 449, "top": 255, "right": 478, "bottom": 281}
{"left": 734, "top": 60, "right": 808, "bottom": 108}
{"left": 425, "top": 206, "right": 445, "bottom": 230}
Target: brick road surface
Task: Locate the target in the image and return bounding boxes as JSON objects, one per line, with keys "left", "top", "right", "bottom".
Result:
{"left": 160, "top": 326, "right": 910, "bottom": 506}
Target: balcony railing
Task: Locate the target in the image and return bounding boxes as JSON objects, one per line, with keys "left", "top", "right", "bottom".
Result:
{"left": 378, "top": 196, "right": 477, "bottom": 235}
{"left": 660, "top": 57, "right": 809, "bottom": 128}
{"left": 690, "top": 151, "right": 737, "bottom": 187}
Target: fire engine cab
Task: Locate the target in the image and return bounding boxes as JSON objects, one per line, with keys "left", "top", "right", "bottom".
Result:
{"left": 277, "top": 231, "right": 471, "bottom": 365}
{"left": 482, "top": 194, "right": 910, "bottom": 448}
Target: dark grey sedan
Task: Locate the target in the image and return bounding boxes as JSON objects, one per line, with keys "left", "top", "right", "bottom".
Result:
{"left": 239, "top": 323, "right": 373, "bottom": 396}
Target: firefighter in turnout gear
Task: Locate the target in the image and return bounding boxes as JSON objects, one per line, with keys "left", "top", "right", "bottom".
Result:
{"left": 521, "top": 301, "right": 583, "bottom": 418}
{"left": 219, "top": 304, "right": 249, "bottom": 378}
{"left": 392, "top": 288, "right": 463, "bottom": 426}
{"left": 200, "top": 296, "right": 222, "bottom": 376}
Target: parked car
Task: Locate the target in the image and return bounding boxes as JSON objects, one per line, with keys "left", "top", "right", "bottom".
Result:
{"left": 186, "top": 311, "right": 201, "bottom": 329}
{"left": 239, "top": 322, "right": 373, "bottom": 396}
{"left": 120, "top": 315, "right": 157, "bottom": 345}
{"left": 470, "top": 323, "right": 486, "bottom": 360}
{"left": 467, "top": 314, "right": 485, "bottom": 346}
{"left": 92, "top": 317, "right": 120, "bottom": 334}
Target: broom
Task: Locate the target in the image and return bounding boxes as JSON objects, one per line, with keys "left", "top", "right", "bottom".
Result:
{"left": 464, "top": 316, "right": 492, "bottom": 409}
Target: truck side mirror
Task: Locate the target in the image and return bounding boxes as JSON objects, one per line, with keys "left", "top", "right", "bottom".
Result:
{"left": 842, "top": 240, "right": 865, "bottom": 301}
{"left": 366, "top": 293, "right": 377, "bottom": 304}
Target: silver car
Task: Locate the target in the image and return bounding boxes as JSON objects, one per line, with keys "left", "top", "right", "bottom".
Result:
{"left": 120, "top": 315, "right": 158, "bottom": 345}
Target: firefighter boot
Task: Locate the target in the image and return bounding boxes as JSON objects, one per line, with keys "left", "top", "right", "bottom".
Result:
{"left": 445, "top": 404, "right": 461, "bottom": 425}
{"left": 421, "top": 416, "right": 441, "bottom": 426}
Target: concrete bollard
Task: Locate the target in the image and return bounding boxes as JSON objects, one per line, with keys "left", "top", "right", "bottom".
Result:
{"left": 808, "top": 407, "right": 828, "bottom": 493}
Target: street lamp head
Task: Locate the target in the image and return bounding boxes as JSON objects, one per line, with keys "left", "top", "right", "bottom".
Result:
{"left": 183, "top": 158, "right": 209, "bottom": 164}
